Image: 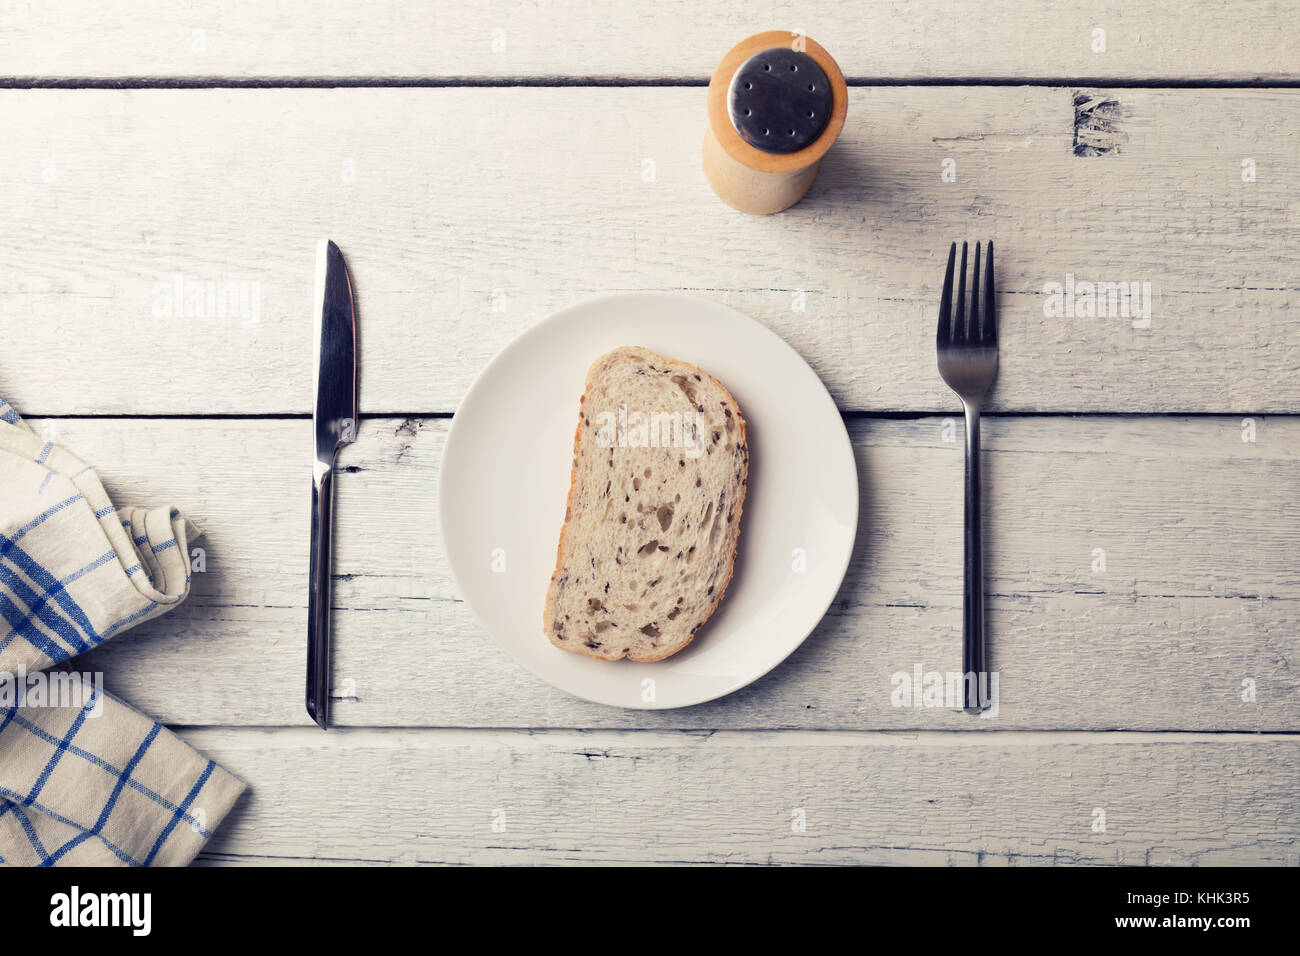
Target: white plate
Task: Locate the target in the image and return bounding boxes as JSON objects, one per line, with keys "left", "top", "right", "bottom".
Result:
{"left": 439, "top": 293, "right": 858, "bottom": 709}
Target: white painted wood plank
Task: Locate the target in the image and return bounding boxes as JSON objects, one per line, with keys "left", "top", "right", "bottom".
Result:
{"left": 1, "top": 1, "right": 1293, "bottom": 82}
{"left": 184, "top": 728, "right": 1300, "bottom": 865}
{"left": 2, "top": 87, "right": 1297, "bottom": 416}
{"left": 48, "top": 414, "right": 1298, "bottom": 729}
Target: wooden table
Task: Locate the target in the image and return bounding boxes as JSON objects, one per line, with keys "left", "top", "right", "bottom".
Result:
{"left": 3, "top": 2, "right": 1297, "bottom": 865}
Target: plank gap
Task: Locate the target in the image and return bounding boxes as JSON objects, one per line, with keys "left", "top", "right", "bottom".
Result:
{"left": 4, "top": 76, "right": 1300, "bottom": 90}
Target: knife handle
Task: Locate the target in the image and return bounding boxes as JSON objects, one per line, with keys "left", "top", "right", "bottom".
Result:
{"left": 307, "top": 464, "right": 335, "bottom": 728}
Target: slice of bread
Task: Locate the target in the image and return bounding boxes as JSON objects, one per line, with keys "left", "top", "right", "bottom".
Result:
{"left": 544, "top": 347, "right": 749, "bottom": 662}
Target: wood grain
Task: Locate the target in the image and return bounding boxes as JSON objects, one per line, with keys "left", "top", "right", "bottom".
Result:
{"left": 1, "top": 87, "right": 1297, "bottom": 416}
{"left": 6, "top": 2, "right": 1297, "bottom": 866}
{"left": 45, "top": 414, "right": 1297, "bottom": 730}
{"left": 1, "top": 1, "right": 1293, "bottom": 83}
{"left": 185, "top": 727, "right": 1300, "bottom": 865}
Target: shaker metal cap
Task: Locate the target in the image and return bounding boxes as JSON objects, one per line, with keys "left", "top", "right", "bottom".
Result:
{"left": 727, "top": 48, "right": 832, "bottom": 153}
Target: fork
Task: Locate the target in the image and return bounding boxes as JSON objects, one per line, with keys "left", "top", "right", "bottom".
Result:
{"left": 936, "top": 241, "right": 998, "bottom": 713}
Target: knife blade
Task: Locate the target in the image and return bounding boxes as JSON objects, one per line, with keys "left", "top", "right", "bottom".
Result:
{"left": 307, "top": 239, "right": 358, "bottom": 729}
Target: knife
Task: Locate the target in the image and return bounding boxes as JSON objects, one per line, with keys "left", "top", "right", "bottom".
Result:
{"left": 307, "top": 239, "right": 358, "bottom": 729}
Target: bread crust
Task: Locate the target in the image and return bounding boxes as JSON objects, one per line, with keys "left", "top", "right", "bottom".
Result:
{"left": 544, "top": 348, "right": 748, "bottom": 662}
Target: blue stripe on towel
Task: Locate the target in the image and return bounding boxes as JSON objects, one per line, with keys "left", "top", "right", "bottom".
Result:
{"left": 0, "top": 581, "right": 87, "bottom": 662}
{"left": 0, "top": 784, "right": 140, "bottom": 865}
{"left": 10, "top": 804, "right": 49, "bottom": 861}
{"left": 59, "top": 550, "right": 116, "bottom": 587}
{"left": 143, "top": 759, "right": 213, "bottom": 865}
{"left": 0, "top": 534, "right": 101, "bottom": 650}
{"left": 23, "top": 687, "right": 98, "bottom": 806}
{"left": 9, "top": 716, "right": 207, "bottom": 836}
{"left": 102, "top": 602, "right": 158, "bottom": 641}
{"left": 12, "top": 494, "right": 84, "bottom": 541}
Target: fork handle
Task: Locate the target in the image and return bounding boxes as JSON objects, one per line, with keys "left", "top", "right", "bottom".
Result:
{"left": 962, "top": 402, "right": 987, "bottom": 713}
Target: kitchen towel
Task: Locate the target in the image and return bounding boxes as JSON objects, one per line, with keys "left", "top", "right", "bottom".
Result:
{"left": 0, "top": 394, "right": 245, "bottom": 865}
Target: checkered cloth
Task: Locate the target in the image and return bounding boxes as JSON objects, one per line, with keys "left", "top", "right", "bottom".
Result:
{"left": 0, "top": 394, "right": 245, "bottom": 866}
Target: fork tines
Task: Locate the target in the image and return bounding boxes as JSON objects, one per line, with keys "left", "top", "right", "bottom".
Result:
{"left": 937, "top": 241, "right": 996, "bottom": 345}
